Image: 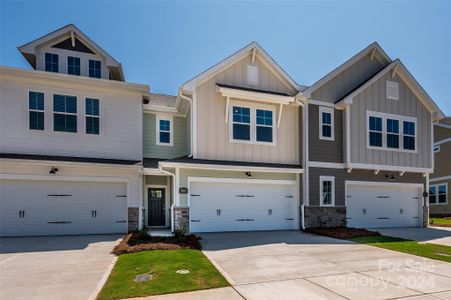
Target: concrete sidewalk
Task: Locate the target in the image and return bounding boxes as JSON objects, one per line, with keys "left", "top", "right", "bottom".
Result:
{"left": 375, "top": 227, "right": 451, "bottom": 246}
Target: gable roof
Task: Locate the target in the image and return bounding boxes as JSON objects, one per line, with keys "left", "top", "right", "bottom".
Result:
{"left": 181, "top": 41, "right": 302, "bottom": 94}
{"left": 300, "top": 42, "right": 391, "bottom": 99}
{"left": 335, "top": 59, "right": 445, "bottom": 121}
{"left": 18, "top": 24, "right": 124, "bottom": 81}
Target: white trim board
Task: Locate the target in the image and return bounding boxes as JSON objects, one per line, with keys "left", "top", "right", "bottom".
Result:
{"left": 308, "top": 161, "right": 346, "bottom": 169}
{"left": 435, "top": 137, "right": 451, "bottom": 146}
{"left": 430, "top": 175, "right": 451, "bottom": 183}
{"left": 187, "top": 176, "right": 297, "bottom": 185}
{"left": 346, "top": 163, "right": 433, "bottom": 174}
{"left": 159, "top": 161, "right": 303, "bottom": 174}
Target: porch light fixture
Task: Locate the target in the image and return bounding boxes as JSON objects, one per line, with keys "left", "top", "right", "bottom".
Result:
{"left": 49, "top": 166, "right": 58, "bottom": 175}
{"left": 245, "top": 171, "right": 252, "bottom": 177}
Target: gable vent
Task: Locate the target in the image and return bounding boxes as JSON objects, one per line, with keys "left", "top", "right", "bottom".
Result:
{"left": 247, "top": 65, "right": 259, "bottom": 85}
{"left": 386, "top": 80, "right": 399, "bottom": 100}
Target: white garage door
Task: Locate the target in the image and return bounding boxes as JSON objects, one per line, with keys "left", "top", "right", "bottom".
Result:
{"left": 0, "top": 180, "right": 128, "bottom": 236}
{"left": 346, "top": 182, "right": 422, "bottom": 228}
{"left": 189, "top": 179, "right": 298, "bottom": 233}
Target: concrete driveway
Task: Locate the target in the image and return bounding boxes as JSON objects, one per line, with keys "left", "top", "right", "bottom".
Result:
{"left": 374, "top": 227, "right": 451, "bottom": 246}
{"left": 0, "top": 235, "right": 122, "bottom": 300}
{"left": 200, "top": 231, "right": 451, "bottom": 300}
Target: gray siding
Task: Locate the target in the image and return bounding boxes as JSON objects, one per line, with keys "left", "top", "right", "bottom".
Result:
{"left": 434, "top": 126, "right": 450, "bottom": 142}
{"left": 308, "top": 104, "right": 343, "bottom": 163}
{"left": 311, "top": 54, "right": 385, "bottom": 103}
{"left": 350, "top": 72, "right": 432, "bottom": 168}
{"left": 143, "top": 113, "right": 189, "bottom": 159}
{"left": 308, "top": 167, "right": 425, "bottom": 207}
{"left": 432, "top": 142, "right": 451, "bottom": 178}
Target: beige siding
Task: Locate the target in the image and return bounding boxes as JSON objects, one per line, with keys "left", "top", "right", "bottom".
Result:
{"left": 434, "top": 126, "right": 451, "bottom": 142}
{"left": 350, "top": 72, "right": 432, "bottom": 168}
{"left": 429, "top": 178, "right": 451, "bottom": 215}
{"left": 311, "top": 54, "right": 385, "bottom": 103}
{"left": 195, "top": 54, "right": 299, "bottom": 164}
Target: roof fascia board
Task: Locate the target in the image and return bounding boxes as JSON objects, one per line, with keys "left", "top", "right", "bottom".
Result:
{"left": 300, "top": 42, "right": 391, "bottom": 98}
{"left": 0, "top": 66, "right": 148, "bottom": 93}
{"left": 217, "top": 86, "right": 295, "bottom": 105}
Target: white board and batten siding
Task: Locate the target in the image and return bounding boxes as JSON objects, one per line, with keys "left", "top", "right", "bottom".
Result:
{"left": 195, "top": 54, "right": 299, "bottom": 165}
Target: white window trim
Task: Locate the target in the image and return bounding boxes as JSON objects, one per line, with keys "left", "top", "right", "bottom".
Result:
{"left": 319, "top": 176, "right": 335, "bottom": 207}
{"left": 366, "top": 110, "right": 417, "bottom": 153}
{"left": 319, "top": 106, "right": 334, "bottom": 141}
{"left": 28, "top": 90, "right": 45, "bottom": 131}
{"left": 156, "top": 114, "right": 173, "bottom": 146}
{"left": 433, "top": 145, "right": 441, "bottom": 153}
{"left": 386, "top": 80, "right": 399, "bottom": 100}
{"left": 429, "top": 183, "right": 448, "bottom": 205}
{"left": 228, "top": 101, "right": 276, "bottom": 146}
{"left": 85, "top": 98, "right": 100, "bottom": 135}
{"left": 53, "top": 94, "right": 78, "bottom": 133}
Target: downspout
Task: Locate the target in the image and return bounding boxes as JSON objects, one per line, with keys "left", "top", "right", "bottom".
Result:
{"left": 178, "top": 89, "right": 193, "bottom": 157}
{"left": 296, "top": 95, "right": 306, "bottom": 230}
{"left": 159, "top": 166, "right": 176, "bottom": 232}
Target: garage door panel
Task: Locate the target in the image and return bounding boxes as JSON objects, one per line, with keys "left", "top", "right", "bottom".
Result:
{"left": 347, "top": 183, "right": 421, "bottom": 228}
{"left": 0, "top": 179, "right": 128, "bottom": 236}
{"left": 189, "top": 180, "right": 298, "bottom": 233}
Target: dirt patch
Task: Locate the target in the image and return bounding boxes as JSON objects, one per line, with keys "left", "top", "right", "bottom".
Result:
{"left": 112, "top": 233, "right": 202, "bottom": 255}
{"left": 305, "top": 227, "right": 381, "bottom": 240}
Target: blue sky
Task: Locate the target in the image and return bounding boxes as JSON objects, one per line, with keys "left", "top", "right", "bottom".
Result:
{"left": 1, "top": 0, "right": 450, "bottom": 114}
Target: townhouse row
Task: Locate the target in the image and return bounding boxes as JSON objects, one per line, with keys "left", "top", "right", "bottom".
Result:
{"left": 0, "top": 24, "right": 448, "bottom": 236}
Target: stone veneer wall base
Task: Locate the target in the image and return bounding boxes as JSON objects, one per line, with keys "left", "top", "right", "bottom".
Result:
{"left": 304, "top": 206, "right": 346, "bottom": 228}
{"left": 128, "top": 207, "right": 139, "bottom": 232}
{"left": 174, "top": 207, "right": 189, "bottom": 233}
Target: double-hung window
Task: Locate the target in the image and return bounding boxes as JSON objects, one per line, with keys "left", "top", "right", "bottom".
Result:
{"left": 320, "top": 176, "right": 335, "bottom": 206}
{"left": 67, "top": 56, "right": 80, "bottom": 75}
{"left": 89, "top": 60, "right": 101, "bottom": 78}
{"left": 369, "top": 116, "right": 383, "bottom": 147}
{"left": 232, "top": 106, "right": 251, "bottom": 141}
{"left": 53, "top": 94, "right": 77, "bottom": 132}
{"left": 156, "top": 115, "right": 172, "bottom": 146}
{"left": 429, "top": 183, "right": 447, "bottom": 205}
{"left": 29, "top": 91, "right": 44, "bottom": 130}
{"left": 85, "top": 98, "right": 100, "bottom": 134}
{"left": 403, "top": 121, "right": 416, "bottom": 150}
{"left": 45, "top": 53, "right": 58, "bottom": 72}
{"left": 256, "top": 109, "right": 273, "bottom": 142}
{"left": 386, "top": 119, "right": 399, "bottom": 148}
{"left": 319, "top": 107, "right": 334, "bottom": 140}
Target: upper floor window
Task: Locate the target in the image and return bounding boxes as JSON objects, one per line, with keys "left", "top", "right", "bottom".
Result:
{"left": 320, "top": 176, "right": 335, "bottom": 206}
{"left": 369, "top": 116, "right": 383, "bottom": 147}
{"left": 230, "top": 105, "right": 275, "bottom": 144}
{"left": 403, "top": 121, "right": 416, "bottom": 150}
{"left": 53, "top": 94, "right": 77, "bottom": 132}
{"left": 367, "top": 111, "right": 416, "bottom": 152}
{"left": 45, "top": 53, "right": 58, "bottom": 72}
{"left": 85, "top": 98, "right": 100, "bottom": 135}
{"left": 386, "top": 80, "right": 399, "bottom": 100}
{"left": 429, "top": 183, "right": 447, "bottom": 205}
{"left": 156, "top": 115, "right": 172, "bottom": 146}
{"left": 386, "top": 119, "right": 399, "bottom": 148}
{"left": 256, "top": 109, "right": 273, "bottom": 142}
{"left": 319, "top": 107, "right": 334, "bottom": 140}
{"left": 247, "top": 65, "right": 259, "bottom": 85}
{"left": 67, "top": 56, "right": 80, "bottom": 76}
{"left": 89, "top": 59, "right": 101, "bottom": 78}
{"left": 232, "top": 106, "right": 251, "bottom": 141}
{"left": 29, "top": 91, "right": 44, "bottom": 130}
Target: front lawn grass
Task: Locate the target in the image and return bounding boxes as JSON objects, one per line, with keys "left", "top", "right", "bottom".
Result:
{"left": 97, "top": 250, "right": 229, "bottom": 300}
{"left": 430, "top": 217, "right": 451, "bottom": 227}
{"left": 351, "top": 235, "right": 451, "bottom": 263}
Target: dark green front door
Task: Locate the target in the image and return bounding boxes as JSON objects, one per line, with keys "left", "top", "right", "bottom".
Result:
{"left": 148, "top": 188, "right": 165, "bottom": 226}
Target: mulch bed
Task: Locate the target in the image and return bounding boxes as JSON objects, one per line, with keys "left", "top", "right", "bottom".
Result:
{"left": 112, "top": 232, "right": 202, "bottom": 255}
{"left": 305, "top": 227, "right": 381, "bottom": 240}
